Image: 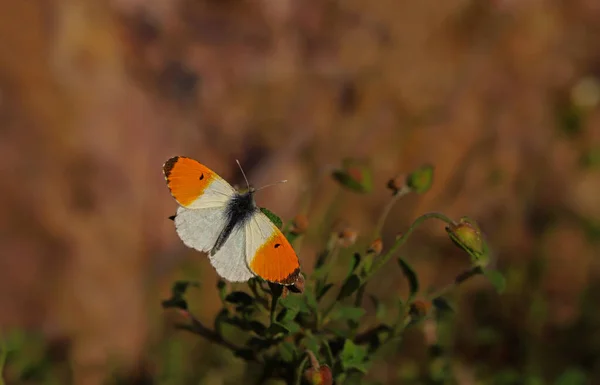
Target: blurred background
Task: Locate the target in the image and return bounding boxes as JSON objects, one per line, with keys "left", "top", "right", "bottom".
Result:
{"left": 2, "top": 0, "right": 600, "bottom": 384}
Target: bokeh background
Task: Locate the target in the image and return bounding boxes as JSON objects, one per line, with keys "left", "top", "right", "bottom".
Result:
{"left": 2, "top": 0, "right": 600, "bottom": 384}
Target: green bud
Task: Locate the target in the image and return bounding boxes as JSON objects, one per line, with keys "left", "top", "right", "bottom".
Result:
{"left": 446, "top": 217, "right": 489, "bottom": 267}
{"left": 332, "top": 158, "right": 373, "bottom": 193}
{"left": 406, "top": 164, "right": 434, "bottom": 194}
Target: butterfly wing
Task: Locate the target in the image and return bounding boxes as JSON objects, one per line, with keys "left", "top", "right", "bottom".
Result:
{"left": 163, "top": 156, "right": 235, "bottom": 254}
{"left": 245, "top": 211, "right": 301, "bottom": 285}
{"left": 208, "top": 223, "right": 255, "bottom": 282}
{"left": 163, "top": 156, "right": 236, "bottom": 209}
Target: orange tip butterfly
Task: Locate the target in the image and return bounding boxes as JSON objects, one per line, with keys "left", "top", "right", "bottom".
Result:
{"left": 163, "top": 156, "right": 301, "bottom": 285}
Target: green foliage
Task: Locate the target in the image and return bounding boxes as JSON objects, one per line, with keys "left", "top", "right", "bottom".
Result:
{"left": 261, "top": 207, "right": 283, "bottom": 229}
{"left": 160, "top": 162, "right": 499, "bottom": 384}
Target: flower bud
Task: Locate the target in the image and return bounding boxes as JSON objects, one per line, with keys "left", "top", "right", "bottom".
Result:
{"left": 337, "top": 227, "right": 358, "bottom": 247}
{"left": 304, "top": 350, "right": 333, "bottom": 385}
{"left": 406, "top": 164, "right": 434, "bottom": 194}
{"left": 409, "top": 299, "right": 432, "bottom": 318}
{"left": 331, "top": 158, "right": 373, "bottom": 193}
{"left": 290, "top": 214, "right": 309, "bottom": 235}
{"left": 446, "top": 217, "right": 489, "bottom": 267}
{"left": 288, "top": 273, "right": 305, "bottom": 294}
{"left": 367, "top": 238, "right": 383, "bottom": 256}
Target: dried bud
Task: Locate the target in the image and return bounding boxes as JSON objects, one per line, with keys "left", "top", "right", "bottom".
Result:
{"left": 288, "top": 273, "right": 305, "bottom": 294}
{"left": 446, "top": 217, "right": 489, "bottom": 267}
{"left": 337, "top": 228, "right": 358, "bottom": 247}
{"left": 281, "top": 286, "right": 289, "bottom": 299}
{"left": 367, "top": 238, "right": 383, "bottom": 256}
{"left": 410, "top": 300, "right": 432, "bottom": 318}
{"left": 304, "top": 351, "right": 333, "bottom": 385}
{"left": 291, "top": 214, "right": 309, "bottom": 235}
{"left": 386, "top": 174, "right": 405, "bottom": 195}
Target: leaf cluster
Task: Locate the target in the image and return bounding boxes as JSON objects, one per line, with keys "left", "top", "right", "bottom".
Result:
{"left": 161, "top": 160, "right": 505, "bottom": 384}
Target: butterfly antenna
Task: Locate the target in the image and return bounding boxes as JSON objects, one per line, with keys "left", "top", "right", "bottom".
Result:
{"left": 236, "top": 159, "right": 251, "bottom": 190}
{"left": 255, "top": 179, "right": 288, "bottom": 192}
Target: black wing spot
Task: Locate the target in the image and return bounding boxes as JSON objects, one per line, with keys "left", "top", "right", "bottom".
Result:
{"left": 163, "top": 156, "right": 179, "bottom": 178}
{"left": 274, "top": 243, "right": 281, "bottom": 248}
{"left": 199, "top": 173, "right": 204, "bottom": 180}
{"left": 168, "top": 215, "right": 176, "bottom": 221}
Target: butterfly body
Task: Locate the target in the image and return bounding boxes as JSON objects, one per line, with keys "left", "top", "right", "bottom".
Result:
{"left": 163, "top": 156, "right": 300, "bottom": 285}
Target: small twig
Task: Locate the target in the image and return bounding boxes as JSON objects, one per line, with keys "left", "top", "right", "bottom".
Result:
{"left": 427, "top": 266, "right": 483, "bottom": 300}
{"left": 372, "top": 186, "right": 411, "bottom": 239}
{"left": 366, "top": 212, "right": 457, "bottom": 280}
{"left": 177, "top": 311, "right": 246, "bottom": 356}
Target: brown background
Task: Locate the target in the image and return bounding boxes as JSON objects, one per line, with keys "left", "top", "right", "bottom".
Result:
{"left": 1, "top": 0, "right": 600, "bottom": 384}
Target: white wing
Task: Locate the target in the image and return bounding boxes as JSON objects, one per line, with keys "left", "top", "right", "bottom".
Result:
{"left": 208, "top": 223, "right": 255, "bottom": 282}
{"left": 174, "top": 206, "right": 227, "bottom": 253}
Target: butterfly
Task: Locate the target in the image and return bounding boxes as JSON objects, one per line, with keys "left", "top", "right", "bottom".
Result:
{"left": 163, "top": 156, "right": 301, "bottom": 285}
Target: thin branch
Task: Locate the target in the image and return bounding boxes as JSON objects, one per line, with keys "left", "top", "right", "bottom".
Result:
{"left": 176, "top": 311, "right": 246, "bottom": 355}
{"left": 366, "top": 212, "right": 457, "bottom": 280}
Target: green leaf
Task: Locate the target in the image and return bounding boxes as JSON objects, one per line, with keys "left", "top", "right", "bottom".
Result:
{"left": 338, "top": 274, "right": 361, "bottom": 300}
{"left": 172, "top": 280, "right": 199, "bottom": 297}
{"left": 317, "top": 283, "right": 335, "bottom": 301}
{"left": 277, "top": 306, "right": 299, "bottom": 323}
{"left": 330, "top": 306, "right": 366, "bottom": 323}
{"left": 260, "top": 207, "right": 283, "bottom": 229}
{"left": 278, "top": 341, "right": 297, "bottom": 363}
{"left": 369, "top": 295, "right": 386, "bottom": 321}
{"left": 332, "top": 158, "right": 373, "bottom": 193}
{"left": 161, "top": 297, "right": 188, "bottom": 310}
{"left": 225, "top": 291, "right": 255, "bottom": 309}
{"left": 305, "top": 286, "right": 318, "bottom": 311}
{"left": 266, "top": 321, "right": 301, "bottom": 338}
{"left": 217, "top": 279, "right": 227, "bottom": 302}
{"left": 431, "top": 297, "right": 454, "bottom": 315}
{"left": 483, "top": 269, "right": 506, "bottom": 293}
{"left": 266, "top": 322, "right": 289, "bottom": 338}
{"left": 248, "top": 320, "right": 267, "bottom": 335}
{"left": 554, "top": 368, "right": 586, "bottom": 385}
{"left": 280, "top": 293, "right": 310, "bottom": 314}
{"left": 304, "top": 334, "right": 321, "bottom": 354}
{"left": 234, "top": 348, "right": 255, "bottom": 361}
{"left": 347, "top": 253, "right": 361, "bottom": 278}
{"left": 161, "top": 280, "right": 199, "bottom": 310}
{"left": 340, "top": 339, "right": 368, "bottom": 372}
{"left": 213, "top": 308, "right": 229, "bottom": 335}
{"left": 397, "top": 258, "right": 419, "bottom": 299}
{"left": 406, "top": 164, "right": 434, "bottom": 194}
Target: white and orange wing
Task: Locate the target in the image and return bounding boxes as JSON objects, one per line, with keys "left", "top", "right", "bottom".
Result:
{"left": 163, "top": 156, "right": 232, "bottom": 253}
{"left": 245, "top": 212, "right": 301, "bottom": 285}
{"left": 163, "top": 156, "right": 236, "bottom": 209}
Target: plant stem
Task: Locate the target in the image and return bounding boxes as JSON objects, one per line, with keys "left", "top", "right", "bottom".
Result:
{"left": 0, "top": 337, "right": 6, "bottom": 385}
{"left": 179, "top": 312, "right": 248, "bottom": 358}
{"left": 270, "top": 284, "right": 283, "bottom": 325}
{"left": 294, "top": 354, "right": 310, "bottom": 385}
{"left": 366, "top": 212, "right": 456, "bottom": 280}
{"left": 372, "top": 186, "right": 411, "bottom": 240}
{"left": 427, "top": 266, "right": 483, "bottom": 300}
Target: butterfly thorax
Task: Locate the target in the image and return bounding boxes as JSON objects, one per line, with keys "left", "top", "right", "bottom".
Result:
{"left": 210, "top": 190, "right": 257, "bottom": 255}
